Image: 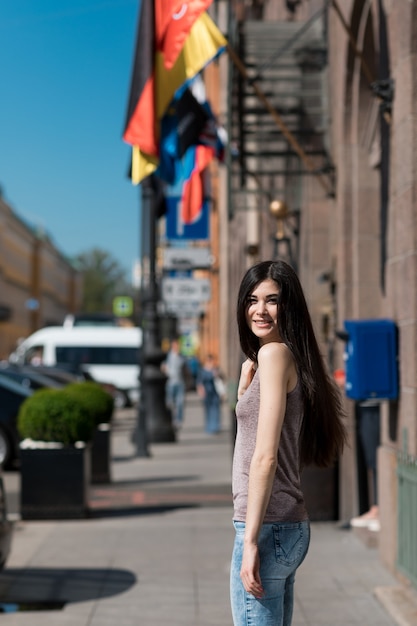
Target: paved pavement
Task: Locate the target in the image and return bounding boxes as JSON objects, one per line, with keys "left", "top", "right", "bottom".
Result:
{"left": 0, "top": 392, "right": 414, "bottom": 625}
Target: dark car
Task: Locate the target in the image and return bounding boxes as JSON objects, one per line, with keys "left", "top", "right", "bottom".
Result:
{"left": 0, "top": 470, "right": 12, "bottom": 569}
{"left": 21, "top": 364, "right": 85, "bottom": 386}
{"left": 0, "top": 374, "right": 32, "bottom": 469}
{"left": 0, "top": 363, "right": 64, "bottom": 392}
{"left": 26, "top": 364, "right": 123, "bottom": 408}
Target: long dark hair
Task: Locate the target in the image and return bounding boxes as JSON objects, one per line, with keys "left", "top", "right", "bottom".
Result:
{"left": 237, "top": 260, "right": 347, "bottom": 468}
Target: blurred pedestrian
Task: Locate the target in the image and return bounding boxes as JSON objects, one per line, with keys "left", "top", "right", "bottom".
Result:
{"left": 197, "top": 354, "right": 223, "bottom": 434}
{"left": 230, "top": 260, "right": 347, "bottom": 626}
{"left": 161, "top": 338, "right": 186, "bottom": 430}
{"left": 350, "top": 399, "right": 380, "bottom": 531}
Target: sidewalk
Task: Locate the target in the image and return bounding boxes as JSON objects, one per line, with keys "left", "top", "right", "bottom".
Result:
{"left": 0, "top": 392, "right": 410, "bottom": 625}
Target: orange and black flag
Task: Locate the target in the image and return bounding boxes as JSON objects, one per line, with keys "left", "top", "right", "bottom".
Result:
{"left": 123, "top": 0, "right": 227, "bottom": 184}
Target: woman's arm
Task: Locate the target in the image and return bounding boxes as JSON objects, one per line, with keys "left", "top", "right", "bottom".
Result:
{"left": 239, "top": 342, "right": 294, "bottom": 597}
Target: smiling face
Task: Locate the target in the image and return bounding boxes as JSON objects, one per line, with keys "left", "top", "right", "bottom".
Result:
{"left": 245, "top": 278, "right": 282, "bottom": 346}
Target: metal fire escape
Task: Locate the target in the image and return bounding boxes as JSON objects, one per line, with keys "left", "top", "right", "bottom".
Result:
{"left": 228, "top": 13, "right": 334, "bottom": 217}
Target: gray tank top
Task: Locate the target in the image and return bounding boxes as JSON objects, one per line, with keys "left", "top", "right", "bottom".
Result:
{"left": 232, "top": 369, "right": 308, "bottom": 523}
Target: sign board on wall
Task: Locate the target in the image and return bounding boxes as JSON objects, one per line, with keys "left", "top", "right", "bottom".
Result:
{"left": 162, "top": 247, "right": 211, "bottom": 270}
{"left": 164, "top": 301, "right": 205, "bottom": 318}
{"left": 162, "top": 277, "right": 211, "bottom": 302}
{"left": 165, "top": 197, "right": 209, "bottom": 241}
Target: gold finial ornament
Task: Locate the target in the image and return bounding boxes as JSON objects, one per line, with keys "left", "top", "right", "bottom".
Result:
{"left": 269, "top": 200, "right": 289, "bottom": 240}
{"left": 269, "top": 199, "right": 289, "bottom": 220}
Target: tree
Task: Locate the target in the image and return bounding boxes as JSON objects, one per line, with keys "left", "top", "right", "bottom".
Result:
{"left": 76, "top": 248, "right": 132, "bottom": 313}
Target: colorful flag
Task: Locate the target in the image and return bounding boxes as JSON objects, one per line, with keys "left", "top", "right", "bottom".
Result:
{"left": 158, "top": 88, "right": 210, "bottom": 184}
{"left": 123, "top": 0, "right": 227, "bottom": 184}
{"left": 163, "top": 141, "right": 215, "bottom": 232}
{"left": 155, "top": 1, "right": 213, "bottom": 69}
{"left": 123, "top": 0, "right": 155, "bottom": 156}
{"left": 156, "top": 72, "right": 226, "bottom": 233}
{"left": 158, "top": 73, "right": 225, "bottom": 226}
{"left": 181, "top": 144, "right": 215, "bottom": 225}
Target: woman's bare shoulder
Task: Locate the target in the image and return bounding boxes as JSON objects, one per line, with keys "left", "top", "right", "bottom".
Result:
{"left": 258, "top": 341, "right": 293, "bottom": 364}
{"left": 258, "top": 342, "right": 297, "bottom": 391}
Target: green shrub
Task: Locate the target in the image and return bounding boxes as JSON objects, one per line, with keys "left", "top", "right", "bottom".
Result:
{"left": 64, "top": 381, "right": 114, "bottom": 425}
{"left": 17, "top": 388, "right": 96, "bottom": 444}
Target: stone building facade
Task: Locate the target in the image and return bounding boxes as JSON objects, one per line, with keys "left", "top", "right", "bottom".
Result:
{"left": 0, "top": 196, "right": 82, "bottom": 359}
{"left": 213, "top": 0, "right": 417, "bottom": 591}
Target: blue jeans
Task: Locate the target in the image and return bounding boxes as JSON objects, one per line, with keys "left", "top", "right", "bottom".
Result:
{"left": 166, "top": 382, "right": 185, "bottom": 425}
{"left": 204, "top": 395, "right": 221, "bottom": 433}
{"left": 230, "top": 520, "right": 310, "bottom": 626}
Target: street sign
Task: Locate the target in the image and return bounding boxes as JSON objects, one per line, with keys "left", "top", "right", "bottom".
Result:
{"left": 164, "top": 301, "right": 205, "bottom": 317}
{"left": 163, "top": 247, "right": 212, "bottom": 270}
{"left": 162, "top": 278, "right": 211, "bottom": 302}
{"left": 165, "top": 197, "right": 209, "bottom": 241}
{"left": 113, "top": 296, "right": 133, "bottom": 317}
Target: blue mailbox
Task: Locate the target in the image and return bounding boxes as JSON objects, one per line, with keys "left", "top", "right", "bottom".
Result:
{"left": 344, "top": 319, "right": 398, "bottom": 400}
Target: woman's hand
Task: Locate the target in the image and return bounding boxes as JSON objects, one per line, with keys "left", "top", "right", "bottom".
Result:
{"left": 240, "top": 542, "right": 264, "bottom": 598}
{"left": 237, "top": 359, "right": 256, "bottom": 399}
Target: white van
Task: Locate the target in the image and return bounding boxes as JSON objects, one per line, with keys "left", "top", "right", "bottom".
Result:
{"left": 9, "top": 326, "right": 142, "bottom": 406}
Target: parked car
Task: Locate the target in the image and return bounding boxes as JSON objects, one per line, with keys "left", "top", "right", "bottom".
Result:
{"left": 0, "top": 374, "right": 33, "bottom": 469}
{"left": 22, "top": 364, "right": 85, "bottom": 386}
{"left": 2, "top": 361, "right": 124, "bottom": 411}
{"left": 0, "top": 468, "right": 12, "bottom": 569}
{"left": 0, "top": 362, "right": 64, "bottom": 392}
{"left": 25, "top": 365, "right": 124, "bottom": 409}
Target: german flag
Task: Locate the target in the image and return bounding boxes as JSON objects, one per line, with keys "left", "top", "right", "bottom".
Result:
{"left": 123, "top": 0, "right": 226, "bottom": 184}
{"left": 123, "top": 0, "right": 155, "bottom": 156}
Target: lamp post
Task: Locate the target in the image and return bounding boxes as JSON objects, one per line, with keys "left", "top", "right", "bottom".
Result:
{"left": 134, "top": 178, "right": 176, "bottom": 456}
{"left": 269, "top": 199, "right": 299, "bottom": 271}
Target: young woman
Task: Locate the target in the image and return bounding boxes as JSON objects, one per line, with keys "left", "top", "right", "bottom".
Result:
{"left": 230, "top": 260, "right": 347, "bottom": 626}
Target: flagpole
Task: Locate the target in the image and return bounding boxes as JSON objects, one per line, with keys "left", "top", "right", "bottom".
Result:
{"left": 138, "top": 177, "right": 176, "bottom": 448}
{"left": 135, "top": 188, "right": 150, "bottom": 458}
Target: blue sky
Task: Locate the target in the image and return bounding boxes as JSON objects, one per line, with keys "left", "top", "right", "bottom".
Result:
{"left": 0, "top": 0, "right": 142, "bottom": 278}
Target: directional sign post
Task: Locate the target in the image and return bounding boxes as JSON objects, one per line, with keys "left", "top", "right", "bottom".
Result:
{"left": 165, "top": 301, "right": 205, "bottom": 318}
{"left": 162, "top": 278, "right": 211, "bottom": 302}
{"left": 162, "top": 247, "right": 212, "bottom": 270}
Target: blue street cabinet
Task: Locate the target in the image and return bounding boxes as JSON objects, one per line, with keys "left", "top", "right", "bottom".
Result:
{"left": 344, "top": 319, "right": 399, "bottom": 400}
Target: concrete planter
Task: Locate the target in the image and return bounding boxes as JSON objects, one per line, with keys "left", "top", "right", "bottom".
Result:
{"left": 19, "top": 443, "right": 91, "bottom": 520}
